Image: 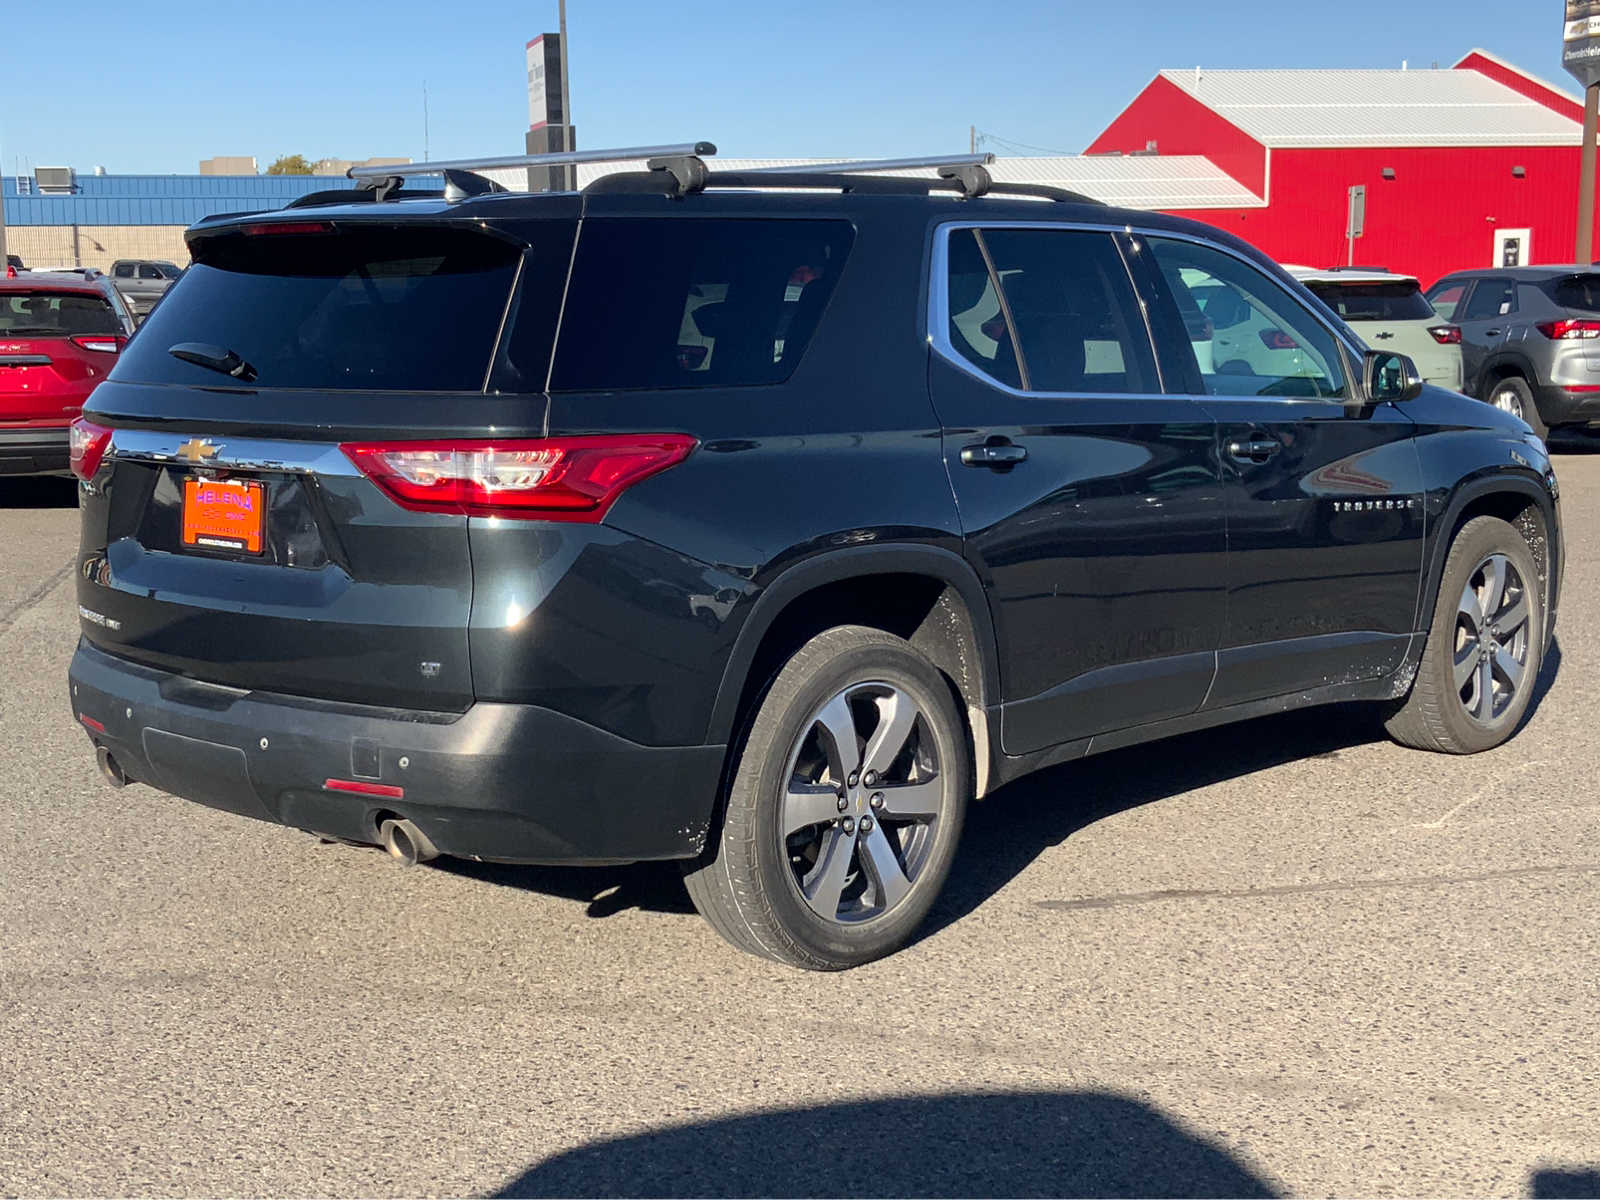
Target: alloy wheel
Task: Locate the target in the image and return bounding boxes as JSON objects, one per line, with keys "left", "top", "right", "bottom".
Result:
{"left": 1454, "top": 553, "right": 1532, "bottom": 725}
{"left": 1491, "top": 386, "right": 1525, "bottom": 421}
{"left": 780, "top": 681, "right": 945, "bottom": 924}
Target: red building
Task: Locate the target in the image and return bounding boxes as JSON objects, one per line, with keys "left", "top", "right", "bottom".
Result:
{"left": 1087, "top": 49, "right": 1596, "bottom": 285}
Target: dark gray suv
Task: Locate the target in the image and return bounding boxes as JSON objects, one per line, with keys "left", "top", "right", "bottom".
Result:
{"left": 1426, "top": 266, "right": 1600, "bottom": 438}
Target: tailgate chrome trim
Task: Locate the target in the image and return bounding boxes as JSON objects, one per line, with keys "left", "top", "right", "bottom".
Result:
{"left": 108, "top": 430, "right": 360, "bottom": 476}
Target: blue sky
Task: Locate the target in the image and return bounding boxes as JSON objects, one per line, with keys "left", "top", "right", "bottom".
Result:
{"left": 0, "top": 0, "right": 1578, "bottom": 175}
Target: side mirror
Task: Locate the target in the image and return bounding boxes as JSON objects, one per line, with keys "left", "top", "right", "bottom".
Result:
{"left": 1365, "top": 349, "right": 1423, "bottom": 403}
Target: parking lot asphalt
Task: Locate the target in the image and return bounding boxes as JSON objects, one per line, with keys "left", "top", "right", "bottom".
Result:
{"left": 1, "top": 458, "right": 1598, "bottom": 1199}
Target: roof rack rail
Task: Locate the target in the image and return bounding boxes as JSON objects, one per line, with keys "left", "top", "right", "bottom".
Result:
{"left": 743, "top": 152, "right": 995, "bottom": 176}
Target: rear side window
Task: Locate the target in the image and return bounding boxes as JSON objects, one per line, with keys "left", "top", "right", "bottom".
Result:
{"left": 1550, "top": 274, "right": 1600, "bottom": 312}
{"left": 980, "top": 229, "right": 1157, "bottom": 394}
{"left": 1460, "top": 279, "right": 1517, "bottom": 321}
{"left": 1304, "top": 281, "right": 1434, "bottom": 321}
{"left": 113, "top": 227, "right": 521, "bottom": 391}
{"left": 0, "top": 291, "right": 121, "bottom": 335}
{"left": 548, "top": 218, "right": 853, "bottom": 391}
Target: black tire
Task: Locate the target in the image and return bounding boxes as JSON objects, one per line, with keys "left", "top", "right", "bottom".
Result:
{"left": 1385, "top": 516, "right": 1544, "bottom": 754}
{"left": 1484, "top": 375, "right": 1547, "bottom": 441}
{"left": 684, "top": 625, "right": 970, "bottom": 970}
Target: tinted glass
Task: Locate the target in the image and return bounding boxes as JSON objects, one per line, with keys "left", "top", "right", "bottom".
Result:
{"left": 945, "top": 228, "right": 1022, "bottom": 389}
{"left": 113, "top": 227, "right": 520, "bottom": 391}
{"left": 1304, "top": 281, "right": 1434, "bottom": 321}
{"left": 1460, "top": 279, "right": 1517, "bottom": 321}
{"left": 0, "top": 291, "right": 120, "bottom": 335}
{"left": 981, "top": 229, "right": 1156, "bottom": 393}
{"left": 112, "top": 262, "right": 134, "bottom": 278}
{"left": 550, "top": 218, "right": 853, "bottom": 391}
{"left": 1426, "top": 281, "right": 1467, "bottom": 321}
{"left": 1550, "top": 274, "right": 1600, "bottom": 312}
{"left": 1147, "top": 239, "right": 1347, "bottom": 399}
{"left": 137, "top": 264, "right": 163, "bottom": 279}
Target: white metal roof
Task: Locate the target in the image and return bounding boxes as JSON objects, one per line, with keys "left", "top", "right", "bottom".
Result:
{"left": 478, "top": 154, "right": 1262, "bottom": 210}
{"left": 1157, "top": 67, "right": 1583, "bottom": 148}
{"left": 1288, "top": 268, "right": 1419, "bottom": 286}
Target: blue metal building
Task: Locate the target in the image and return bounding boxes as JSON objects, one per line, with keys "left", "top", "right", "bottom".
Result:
{"left": 2, "top": 174, "right": 360, "bottom": 226}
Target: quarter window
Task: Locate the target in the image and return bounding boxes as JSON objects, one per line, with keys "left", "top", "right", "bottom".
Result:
{"left": 1146, "top": 239, "right": 1347, "bottom": 400}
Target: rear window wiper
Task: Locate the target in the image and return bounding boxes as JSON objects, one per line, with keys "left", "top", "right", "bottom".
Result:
{"left": 168, "top": 342, "right": 258, "bottom": 383}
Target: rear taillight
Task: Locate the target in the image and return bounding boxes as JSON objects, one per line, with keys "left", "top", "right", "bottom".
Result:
{"left": 69, "top": 418, "right": 112, "bottom": 481}
{"left": 70, "top": 335, "right": 126, "bottom": 354}
{"left": 1536, "top": 318, "right": 1600, "bottom": 340}
{"left": 1259, "top": 329, "right": 1299, "bottom": 350}
{"left": 341, "top": 435, "right": 697, "bottom": 522}
{"left": 1428, "top": 326, "right": 1462, "bottom": 345}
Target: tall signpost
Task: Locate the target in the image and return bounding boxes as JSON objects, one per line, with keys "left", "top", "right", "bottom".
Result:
{"left": 525, "top": 26, "right": 575, "bottom": 192}
{"left": 1564, "top": 0, "right": 1600, "bottom": 263}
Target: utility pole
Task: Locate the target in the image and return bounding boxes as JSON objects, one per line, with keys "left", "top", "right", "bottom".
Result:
{"left": 559, "top": 0, "right": 574, "bottom": 190}
{"left": 423, "top": 80, "right": 430, "bottom": 162}
{"left": 0, "top": 139, "right": 8, "bottom": 269}
{"left": 969, "top": 125, "right": 976, "bottom": 154}
{"left": 1580, "top": 83, "right": 1598, "bottom": 264}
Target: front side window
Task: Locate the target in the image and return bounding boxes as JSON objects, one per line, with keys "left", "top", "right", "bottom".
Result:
{"left": 942, "top": 227, "right": 1156, "bottom": 394}
{"left": 549, "top": 218, "right": 853, "bottom": 391}
{"left": 1426, "top": 281, "right": 1467, "bottom": 321}
{"left": 1147, "top": 239, "right": 1347, "bottom": 400}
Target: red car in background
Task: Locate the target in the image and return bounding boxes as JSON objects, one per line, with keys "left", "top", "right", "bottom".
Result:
{"left": 0, "top": 273, "right": 135, "bottom": 475}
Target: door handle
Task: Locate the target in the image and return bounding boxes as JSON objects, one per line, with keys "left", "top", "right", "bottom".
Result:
{"left": 1484, "top": 329, "right": 1502, "bottom": 336}
{"left": 1226, "top": 437, "right": 1280, "bottom": 465}
{"left": 960, "top": 439, "right": 1028, "bottom": 468}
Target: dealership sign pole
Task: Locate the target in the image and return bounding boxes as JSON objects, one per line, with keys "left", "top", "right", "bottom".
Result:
{"left": 1565, "top": 0, "right": 1600, "bottom": 263}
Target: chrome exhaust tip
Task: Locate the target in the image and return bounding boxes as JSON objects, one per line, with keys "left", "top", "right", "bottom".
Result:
{"left": 96, "top": 745, "right": 129, "bottom": 788}
{"left": 379, "top": 817, "right": 438, "bottom": 866}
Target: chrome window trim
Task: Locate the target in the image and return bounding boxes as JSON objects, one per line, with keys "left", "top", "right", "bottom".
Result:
{"left": 107, "top": 430, "right": 360, "bottom": 477}
{"left": 927, "top": 218, "right": 1368, "bottom": 402}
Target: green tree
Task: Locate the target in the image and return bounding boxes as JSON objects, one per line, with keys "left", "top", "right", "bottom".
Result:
{"left": 266, "top": 155, "right": 315, "bottom": 175}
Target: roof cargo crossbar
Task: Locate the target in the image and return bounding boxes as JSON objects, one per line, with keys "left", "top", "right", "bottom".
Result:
{"left": 742, "top": 153, "right": 996, "bottom": 176}
{"left": 345, "top": 142, "right": 718, "bottom": 180}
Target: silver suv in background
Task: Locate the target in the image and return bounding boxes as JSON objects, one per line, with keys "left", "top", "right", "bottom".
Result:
{"left": 1292, "top": 268, "right": 1463, "bottom": 393}
{"left": 109, "top": 259, "right": 185, "bottom": 317}
{"left": 1425, "top": 266, "right": 1600, "bottom": 439}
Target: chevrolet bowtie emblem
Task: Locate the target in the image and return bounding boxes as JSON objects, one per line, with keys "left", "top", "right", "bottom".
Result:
{"left": 176, "top": 438, "right": 221, "bottom": 463}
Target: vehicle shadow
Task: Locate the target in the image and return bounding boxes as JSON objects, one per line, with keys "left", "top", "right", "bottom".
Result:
{"left": 0, "top": 475, "right": 77, "bottom": 508}
{"left": 1531, "top": 1168, "right": 1600, "bottom": 1197}
{"left": 438, "top": 640, "right": 1563, "bottom": 928}
{"left": 489, "top": 1089, "right": 1280, "bottom": 1198}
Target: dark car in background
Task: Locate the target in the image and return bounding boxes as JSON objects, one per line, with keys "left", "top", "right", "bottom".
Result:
{"left": 66, "top": 150, "right": 1563, "bottom": 969}
{"left": 1426, "top": 265, "right": 1600, "bottom": 438}
{"left": 1, "top": 272, "right": 134, "bottom": 475}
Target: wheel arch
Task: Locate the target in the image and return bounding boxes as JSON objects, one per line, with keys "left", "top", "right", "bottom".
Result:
{"left": 1421, "top": 474, "right": 1559, "bottom": 647}
{"left": 706, "top": 545, "right": 1001, "bottom": 797}
{"left": 1477, "top": 351, "right": 1539, "bottom": 395}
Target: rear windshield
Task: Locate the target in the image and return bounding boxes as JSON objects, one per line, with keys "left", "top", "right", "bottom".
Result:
{"left": 0, "top": 291, "right": 120, "bottom": 336}
{"left": 113, "top": 227, "right": 520, "bottom": 391}
{"left": 1304, "top": 281, "right": 1434, "bottom": 322}
{"left": 1550, "top": 274, "right": 1600, "bottom": 312}
{"left": 546, "top": 218, "right": 854, "bottom": 391}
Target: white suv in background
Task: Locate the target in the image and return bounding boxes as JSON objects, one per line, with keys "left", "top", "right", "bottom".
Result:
{"left": 1290, "top": 268, "right": 1464, "bottom": 391}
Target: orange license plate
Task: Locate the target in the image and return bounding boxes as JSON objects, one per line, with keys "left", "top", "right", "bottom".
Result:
{"left": 182, "top": 478, "right": 265, "bottom": 554}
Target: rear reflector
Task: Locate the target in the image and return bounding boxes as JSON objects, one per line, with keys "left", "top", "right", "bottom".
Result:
{"left": 69, "top": 417, "right": 113, "bottom": 481}
{"left": 1259, "top": 329, "right": 1299, "bottom": 350}
{"left": 79, "top": 714, "right": 105, "bottom": 733}
{"left": 1536, "top": 318, "right": 1600, "bottom": 340}
{"left": 324, "top": 778, "right": 405, "bottom": 799}
{"left": 70, "top": 335, "right": 125, "bottom": 354}
{"left": 1428, "top": 325, "right": 1462, "bottom": 345}
{"left": 341, "top": 434, "right": 698, "bottom": 522}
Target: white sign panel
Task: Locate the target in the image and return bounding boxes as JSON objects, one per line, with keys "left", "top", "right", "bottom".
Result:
{"left": 527, "top": 36, "right": 549, "bottom": 131}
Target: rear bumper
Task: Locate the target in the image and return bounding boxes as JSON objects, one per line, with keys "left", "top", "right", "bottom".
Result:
{"left": 0, "top": 425, "right": 69, "bottom": 475}
{"left": 1534, "top": 383, "right": 1600, "bottom": 428}
{"left": 68, "top": 640, "right": 726, "bottom": 865}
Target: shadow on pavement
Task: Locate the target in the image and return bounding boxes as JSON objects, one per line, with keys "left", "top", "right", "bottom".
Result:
{"left": 490, "top": 1090, "right": 1279, "bottom": 1198}
{"left": 1531, "top": 1168, "right": 1600, "bottom": 1197}
{"left": 0, "top": 475, "right": 78, "bottom": 508}
{"left": 438, "top": 640, "right": 1563, "bottom": 931}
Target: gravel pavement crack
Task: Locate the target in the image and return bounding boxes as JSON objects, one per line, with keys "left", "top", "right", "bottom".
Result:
{"left": 0, "top": 560, "right": 73, "bottom": 639}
